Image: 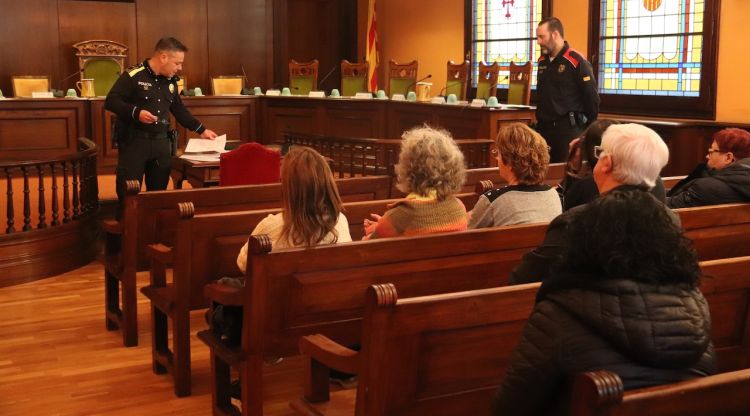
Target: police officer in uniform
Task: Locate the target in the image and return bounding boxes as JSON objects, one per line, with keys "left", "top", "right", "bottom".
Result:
{"left": 535, "top": 17, "right": 599, "bottom": 163}
{"left": 105, "top": 37, "right": 217, "bottom": 211}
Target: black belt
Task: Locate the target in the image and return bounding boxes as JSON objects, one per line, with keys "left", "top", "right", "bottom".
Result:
{"left": 131, "top": 129, "right": 169, "bottom": 140}
{"left": 537, "top": 112, "right": 579, "bottom": 128}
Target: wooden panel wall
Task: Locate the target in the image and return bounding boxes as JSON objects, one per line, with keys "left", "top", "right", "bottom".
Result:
{"left": 57, "top": 1, "right": 138, "bottom": 91}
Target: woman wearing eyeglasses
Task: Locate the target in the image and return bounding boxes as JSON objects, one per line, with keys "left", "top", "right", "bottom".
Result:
{"left": 667, "top": 128, "right": 750, "bottom": 208}
{"left": 468, "top": 123, "right": 561, "bottom": 229}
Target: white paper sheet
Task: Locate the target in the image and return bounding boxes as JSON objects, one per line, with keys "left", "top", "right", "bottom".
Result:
{"left": 184, "top": 134, "right": 227, "bottom": 153}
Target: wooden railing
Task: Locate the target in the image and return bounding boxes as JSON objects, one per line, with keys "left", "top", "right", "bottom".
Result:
{"left": 1, "top": 138, "right": 98, "bottom": 235}
{"left": 283, "top": 132, "right": 492, "bottom": 178}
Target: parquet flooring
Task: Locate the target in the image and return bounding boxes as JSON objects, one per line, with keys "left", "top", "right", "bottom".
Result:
{"left": 0, "top": 262, "right": 304, "bottom": 415}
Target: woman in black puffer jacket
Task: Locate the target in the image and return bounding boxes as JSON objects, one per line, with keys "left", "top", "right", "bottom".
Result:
{"left": 491, "top": 189, "right": 715, "bottom": 416}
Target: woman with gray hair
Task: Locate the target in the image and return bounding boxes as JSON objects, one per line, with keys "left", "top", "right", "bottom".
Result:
{"left": 363, "top": 125, "right": 468, "bottom": 239}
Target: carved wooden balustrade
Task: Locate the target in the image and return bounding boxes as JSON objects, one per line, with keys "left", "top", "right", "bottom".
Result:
{"left": 282, "top": 132, "right": 492, "bottom": 178}
{"left": 0, "top": 138, "right": 99, "bottom": 286}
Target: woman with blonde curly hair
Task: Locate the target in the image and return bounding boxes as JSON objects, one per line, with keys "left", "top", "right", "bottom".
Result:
{"left": 469, "top": 122, "right": 561, "bottom": 229}
{"left": 363, "top": 125, "right": 468, "bottom": 239}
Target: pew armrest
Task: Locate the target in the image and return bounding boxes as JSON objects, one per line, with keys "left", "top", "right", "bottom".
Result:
{"left": 101, "top": 219, "right": 122, "bottom": 235}
{"left": 146, "top": 243, "right": 173, "bottom": 265}
{"left": 298, "top": 334, "right": 360, "bottom": 403}
{"left": 204, "top": 282, "right": 244, "bottom": 306}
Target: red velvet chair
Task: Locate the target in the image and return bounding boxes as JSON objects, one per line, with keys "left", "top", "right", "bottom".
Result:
{"left": 219, "top": 142, "right": 281, "bottom": 186}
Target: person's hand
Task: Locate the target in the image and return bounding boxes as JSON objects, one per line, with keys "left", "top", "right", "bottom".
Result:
{"left": 138, "top": 109, "right": 158, "bottom": 124}
{"left": 568, "top": 137, "right": 581, "bottom": 152}
{"left": 363, "top": 213, "right": 382, "bottom": 236}
{"left": 200, "top": 129, "right": 218, "bottom": 140}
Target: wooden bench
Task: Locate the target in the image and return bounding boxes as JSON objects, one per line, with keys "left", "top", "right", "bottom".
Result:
{"left": 570, "top": 368, "right": 750, "bottom": 416}
{"left": 142, "top": 192, "right": 482, "bottom": 396}
{"left": 289, "top": 255, "right": 750, "bottom": 416}
{"left": 101, "top": 175, "right": 392, "bottom": 346}
{"left": 679, "top": 203, "right": 750, "bottom": 261}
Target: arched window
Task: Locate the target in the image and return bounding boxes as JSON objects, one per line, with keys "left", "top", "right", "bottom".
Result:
{"left": 589, "top": 0, "right": 720, "bottom": 118}
{"left": 466, "top": 0, "right": 551, "bottom": 96}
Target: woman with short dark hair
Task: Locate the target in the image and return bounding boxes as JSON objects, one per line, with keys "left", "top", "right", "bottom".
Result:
{"left": 492, "top": 189, "right": 715, "bottom": 415}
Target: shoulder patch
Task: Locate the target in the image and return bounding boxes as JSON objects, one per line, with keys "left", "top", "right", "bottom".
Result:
{"left": 537, "top": 54, "right": 546, "bottom": 63}
{"left": 128, "top": 66, "right": 145, "bottom": 77}
{"left": 562, "top": 49, "right": 580, "bottom": 69}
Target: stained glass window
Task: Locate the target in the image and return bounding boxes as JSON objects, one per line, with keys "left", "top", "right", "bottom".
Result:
{"left": 471, "top": 0, "right": 547, "bottom": 89}
{"left": 598, "top": 0, "right": 705, "bottom": 97}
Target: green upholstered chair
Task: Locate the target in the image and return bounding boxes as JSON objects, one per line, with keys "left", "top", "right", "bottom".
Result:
{"left": 289, "top": 59, "right": 319, "bottom": 95}
{"left": 73, "top": 40, "right": 127, "bottom": 97}
{"left": 446, "top": 60, "right": 469, "bottom": 100}
{"left": 340, "top": 59, "right": 369, "bottom": 96}
{"left": 387, "top": 59, "right": 418, "bottom": 97}
{"left": 476, "top": 61, "right": 500, "bottom": 100}
{"left": 507, "top": 61, "right": 533, "bottom": 105}
{"left": 11, "top": 75, "right": 50, "bottom": 97}
{"left": 211, "top": 76, "right": 244, "bottom": 95}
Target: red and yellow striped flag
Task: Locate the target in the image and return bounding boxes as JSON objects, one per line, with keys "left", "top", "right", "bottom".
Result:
{"left": 643, "top": 0, "right": 662, "bottom": 12}
{"left": 366, "top": 0, "right": 379, "bottom": 92}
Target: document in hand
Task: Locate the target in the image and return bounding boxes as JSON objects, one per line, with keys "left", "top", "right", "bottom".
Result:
{"left": 184, "top": 134, "right": 228, "bottom": 153}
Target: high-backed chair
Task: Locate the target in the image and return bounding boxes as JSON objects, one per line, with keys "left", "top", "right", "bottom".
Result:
{"left": 11, "top": 76, "right": 50, "bottom": 97}
{"left": 476, "top": 61, "right": 500, "bottom": 100}
{"left": 219, "top": 142, "right": 281, "bottom": 186}
{"left": 387, "top": 59, "right": 418, "bottom": 97}
{"left": 508, "top": 61, "right": 533, "bottom": 105}
{"left": 340, "top": 59, "right": 369, "bottom": 96}
{"left": 289, "top": 59, "right": 319, "bottom": 95}
{"left": 446, "top": 60, "right": 469, "bottom": 100}
{"left": 73, "top": 40, "right": 127, "bottom": 96}
{"left": 176, "top": 76, "right": 186, "bottom": 95}
{"left": 211, "top": 76, "right": 244, "bottom": 96}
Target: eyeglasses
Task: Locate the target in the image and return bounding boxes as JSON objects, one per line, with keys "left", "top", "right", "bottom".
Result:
{"left": 707, "top": 147, "right": 724, "bottom": 155}
{"left": 593, "top": 145, "right": 605, "bottom": 159}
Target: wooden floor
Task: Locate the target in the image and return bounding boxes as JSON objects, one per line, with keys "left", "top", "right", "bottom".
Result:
{"left": 0, "top": 262, "right": 305, "bottom": 415}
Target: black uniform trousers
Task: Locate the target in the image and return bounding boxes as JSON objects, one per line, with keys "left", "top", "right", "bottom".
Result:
{"left": 115, "top": 130, "right": 172, "bottom": 213}
{"left": 536, "top": 117, "right": 584, "bottom": 164}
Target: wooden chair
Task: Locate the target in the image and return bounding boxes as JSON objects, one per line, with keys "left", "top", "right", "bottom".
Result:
{"left": 219, "top": 142, "right": 281, "bottom": 186}
{"left": 570, "top": 369, "right": 750, "bottom": 416}
{"left": 445, "top": 60, "right": 469, "bottom": 100}
{"left": 289, "top": 59, "right": 319, "bottom": 95}
{"left": 507, "top": 61, "right": 532, "bottom": 105}
{"left": 72, "top": 40, "right": 127, "bottom": 96}
{"left": 386, "top": 59, "right": 418, "bottom": 97}
{"left": 211, "top": 76, "right": 244, "bottom": 95}
{"left": 290, "top": 282, "right": 540, "bottom": 416}
{"left": 340, "top": 59, "right": 369, "bottom": 96}
{"left": 11, "top": 75, "right": 50, "bottom": 97}
{"left": 476, "top": 61, "right": 500, "bottom": 100}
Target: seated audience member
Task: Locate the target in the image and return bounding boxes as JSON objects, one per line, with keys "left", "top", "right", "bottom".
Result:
{"left": 469, "top": 123, "right": 561, "bottom": 229}
{"left": 667, "top": 128, "right": 750, "bottom": 208}
{"left": 363, "top": 125, "right": 468, "bottom": 239}
{"left": 559, "top": 119, "right": 666, "bottom": 210}
{"left": 211, "top": 146, "right": 352, "bottom": 344}
{"left": 510, "top": 123, "right": 670, "bottom": 285}
{"left": 491, "top": 189, "right": 715, "bottom": 416}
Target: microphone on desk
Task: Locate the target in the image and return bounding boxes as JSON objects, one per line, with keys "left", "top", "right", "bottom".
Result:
{"left": 405, "top": 74, "right": 432, "bottom": 94}
{"left": 479, "top": 75, "right": 509, "bottom": 100}
{"left": 240, "top": 65, "right": 253, "bottom": 95}
{"left": 53, "top": 68, "right": 85, "bottom": 97}
{"left": 317, "top": 65, "right": 338, "bottom": 90}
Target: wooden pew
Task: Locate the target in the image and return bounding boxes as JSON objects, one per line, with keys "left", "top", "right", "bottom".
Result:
{"left": 142, "top": 192, "right": 482, "bottom": 396}
{"left": 570, "top": 369, "right": 750, "bottom": 416}
{"left": 101, "top": 175, "right": 392, "bottom": 347}
{"left": 291, "top": 283, "right": 539, "bottom": 416}
{"left": 290, "top": 256, "right": 750, "bottom": 416}
{"left": 678, "top": 203, "right": 750, "bottom": 261}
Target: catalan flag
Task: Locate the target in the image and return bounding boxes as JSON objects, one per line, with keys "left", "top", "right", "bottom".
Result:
{"left": 366, "top": 0, "right": 379, "bottom": 92}
{"left": 643, "top": 0, "right": 662, "bottom": 12}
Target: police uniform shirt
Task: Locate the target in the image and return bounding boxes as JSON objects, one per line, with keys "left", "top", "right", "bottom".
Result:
{"left": 105, "top": 59, "right": 205, "bottom": 134}
{"left": 536, "top": 42, "right": 599, "bottom": 124}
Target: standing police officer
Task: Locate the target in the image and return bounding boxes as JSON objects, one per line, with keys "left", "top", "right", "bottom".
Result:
{"left": 535, "top": 17, "right": 599, "bottom": 163}
{"left": 105, "top": 37, "right": 217, "bottom": 210}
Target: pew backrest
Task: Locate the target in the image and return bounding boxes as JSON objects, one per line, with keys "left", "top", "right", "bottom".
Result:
{"left": 677, "top": 203, "right": 750, "bottom": 261}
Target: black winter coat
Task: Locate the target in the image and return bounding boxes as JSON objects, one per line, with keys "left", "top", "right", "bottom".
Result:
{"left": 491, "top": 277, "right": 715, "bottom": 416}
{"left": 667, "top": 158, "right": 750, "bottom": 208}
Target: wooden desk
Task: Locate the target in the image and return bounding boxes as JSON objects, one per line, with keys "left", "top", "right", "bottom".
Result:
{"left": 170, "top": 156, "right": 220, "bottom": 189}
